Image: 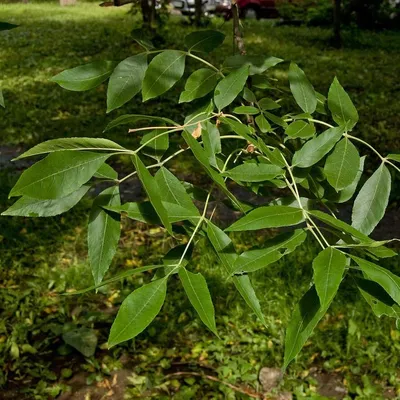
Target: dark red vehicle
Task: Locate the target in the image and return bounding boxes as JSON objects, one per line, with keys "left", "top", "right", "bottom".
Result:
{"left": 216, "top": 0, "right": 278, "bottom": 19}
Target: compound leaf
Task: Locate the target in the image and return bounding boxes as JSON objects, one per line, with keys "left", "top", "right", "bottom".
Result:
{"left": 184, "top": 30, "right": 225, "bottom": 53}
{"left": 214, "top": 65, "right": 249, "bottom": 111}
{"left": 313, "top": 247, "right": 347, "bottom": 308}
{"left": 2, "top": 185, "right": 90, "bottom": 217}
{"left": 179, "top": 267, "right": 218, "bottom": 335}
{"left": 288, "top": 63, "right": 317, "bottom": 114}
{"left": 352, "top": 163, "right": 391, "bottom": 235}
{"left": 107, "top": 54, "right": 148, "bottom": 112}
{"left": 88, "top": 186, "right": 121, "bottom": 286}
{"left": 108, "top": 278, "right": 167, "bottom": 347}
{"left": 226, "top": 206, "right": 304, "bottom": 231}
{"left": 179, "top": 68, "right": 218, "bottom": 103}
{"left": 328, "top": 77, "right": 358, "bottom": 130}
{"left": 10, "top": 151, "right": 110, "bottom": 199}
{"left": 292, "top": 127, "right": 343, "bottom": 168}
{"left": 50, "top": 61, "right": 116, "bottom": 91}
{"left": 142, "top": 50, "right": 186, "bottom": 101}
{"left": 324, "top": 138, "right": 360, "bottom": 191}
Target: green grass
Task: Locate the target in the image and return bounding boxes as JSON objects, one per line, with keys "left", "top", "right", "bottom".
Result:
{"left": 1, "top": 3, "right": 400, "bottom": 152}
{"left": 1, "top": 2, "right": 400, "bottom": 399}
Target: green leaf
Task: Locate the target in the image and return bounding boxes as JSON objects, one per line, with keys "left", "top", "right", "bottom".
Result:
{"left": 258, "top": 97, "right": 281, "bottom": 111}
{"left": 255, "top": 114, "right": 271, "bottom": 133}
{"left": 184, "top": 30, "right": 225, "bottom": 53}
{"left": 184, "top": 99, "right": 214, "bottom": 134}
{"left": 88, "top": 186, "right": 121, "bottom": 286}
{"left": 105, "top": 202, "right": 161, "bottom": 224}
{"left": 284, "top": 286, "right": 330, "bottom": 369}
{"left": 154, "top": 244, "right": 193, "bottom": 278}
{"left": 264, "top": 111, "right": 288, "bottom": 128}
{"left": 233, "top": 106, "right": 259, "bottom": 115}
{"left": 206, "top": 222, "right": 237, "bottom": 275}
{"left": 95, "top": 163, "right": 118, "bottom": 180}
{"left": 252, "top": 75, "right": 274, "bottom": 89}
{"left": 182, "top": 130, "right": 244, "bottom": 212}
{"left": 155, "top": 167, "right": 200, "bottom": 222}
{"left": 15, "top": 138, "right": 126, "bottom": 160}
{"left": 140, "top": 130, "right": 169, "bottom": 161}
{"left": 214, "top": 66, "right": 249, "bottom": 111}
{"left": 219, "top": 116, "right": 256, "bottom": 145}
{"left": 206, "top": 222, "right": 266, "bottom": 326}
{"left": 315, "top": 91, "right": 327, "bottom": 115}
{"left": 63, "top": 328, "right": 97, "bottom": 358}
{"left": 108, "top": 278, "right": 167, "bottom": 347}
{"left": 288, "top": 63, "right": 317, "bottom": 114}
{"left": 106, "top": 201, "right": 197, "bottom": 225}
{"left": 257, "top": 139, "right": 285, "bottom": 167}
{"left": 223, "top": 55, "right": 283, "bottom": 75}
{"left": 351, "top": 256, "right": 400, "bottom": 305}
{"left": 242, "top": 87, "right": 256, "bottom": 103}
{"left": 332, "top": 156, "right": 365, "bottom": 203}
{"left": 387, "top": 154, "right": 400, "bottom": 163}
{"left": 324, "top": 138, "right": 360, "bottom": 191}
{"left": 10, "top": 151, "right": 110, "bottom": 199}
{"left": 352, "top": 163, "right": 391, "bottom": 235}
{"left": 131, "top": 28, "right": 154, "bottom": 50}
{"left": 328, "top": 77, "right": 359, "bottom": 130}
{"left": 308, "top": 210, "right": 372, "bottom": 243}
{"left": 179, "top": 267, "right": 218, "bottom": 335}
{"left": 104, "top": 114, "right": 177, "bottom": 132}
{"left": 202, "top": 121, "right": 221, "bottom": 169}
{"left": 142, "top": 50, "right": 186, "bottom": 101}
{"left": 2, "top": 185, "right": 90, "bottom": 217}
{"left": 366, "top": 245, "right": 398, "bottom": 259}
{"left": 226, "top": 206, "right": 304, "bottom": 231}
{"left": 313, "top": 247, "right": 347, "bottom": 308}
{"left": 163, "top": 244, "right": 193, "bottom": 269}
{"left": 224, "top": 163, "right": 283, "bottom": 183}
{"left": 107, "top": 54, "right": 148, "bottom": 113}
{"left": 50, "top": 61, "right": 116, "bottom": 91}
{"left": 179, "top": 69, "right": 218, "bottom": 103}
{"left": 131, "top": 154, "right": 173, "bottom": 235}
{"left": 285, "top": 121, "right": 315, "bottom": 139}
{"left": 233, "top": 229, "right": 307, "bottom": 274}
{"left": 292, "top": 127, "right": 343, "bottom": 168}
{"left": 356, "top": 278, "right": 400, "bottom": 319}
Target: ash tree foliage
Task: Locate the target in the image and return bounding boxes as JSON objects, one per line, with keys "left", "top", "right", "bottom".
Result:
{"left": 3, "top": 29, "right": 400, "bottom": 369}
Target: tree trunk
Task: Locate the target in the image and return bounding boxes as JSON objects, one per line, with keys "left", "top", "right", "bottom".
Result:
{"left": 333, "top": 0, "right": 342, "bottom": 48}
{"left": 141, "top": 0, "right": 152, "bottom": 28}
{"left": 150, "top": 0, "right": 156, "bottom": 25}
{"left": 195, "top": 0, "right": 203, "bottom": 26}
{"left": 232, "top": 0, "right": 246, "bottom": 55}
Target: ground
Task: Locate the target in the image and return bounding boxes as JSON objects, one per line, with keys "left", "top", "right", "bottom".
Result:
{"left": 0, "top": 2, "right": 399, "bottom": 399}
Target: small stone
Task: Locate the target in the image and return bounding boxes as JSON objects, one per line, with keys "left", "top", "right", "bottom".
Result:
{"left": 259, "top": 367, "right": 283, "bottom": 392}
{"left": 276, "top": 392, "right": 292, "bottom": 400}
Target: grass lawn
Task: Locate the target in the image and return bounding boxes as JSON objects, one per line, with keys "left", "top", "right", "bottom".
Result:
{"left": 0, "top": 2, "right": 399, "bottom": 399}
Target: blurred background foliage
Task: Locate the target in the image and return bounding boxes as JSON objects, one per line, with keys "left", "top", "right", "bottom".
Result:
{"left": 276, "top": 0, "right": 400, "bottom": 29}
{"left": 0, "top": 1, "right": 399, "bottom": 399}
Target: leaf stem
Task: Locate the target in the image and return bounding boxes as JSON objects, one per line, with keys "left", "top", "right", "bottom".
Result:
{"left": 186, "top": 53, "right": 224, "bottom": 77}
{"left": 172, "top": 187, "right": 214, "bottom": 273}
{"left": 345, "top": 133, "right": 400, "bottom": 173}
{"left": 281, "top": 153, "right": 329, "bottom": 248}
{"left": 308, "top": 118, "right": 334, "bottom": 129}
